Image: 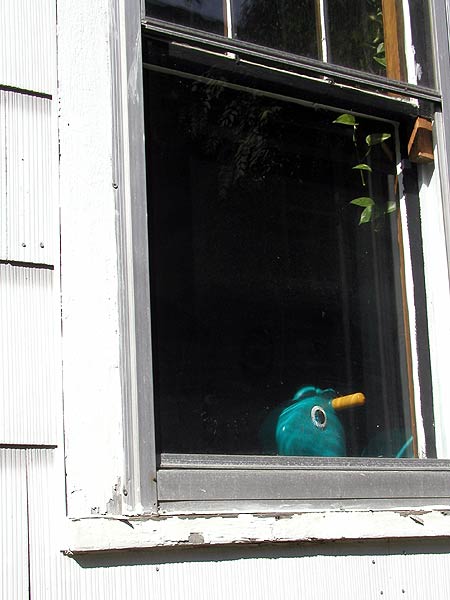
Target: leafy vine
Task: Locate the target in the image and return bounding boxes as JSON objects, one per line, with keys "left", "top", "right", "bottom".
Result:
{"left": 333, "top": 113, "right": 396, "bottom": 225}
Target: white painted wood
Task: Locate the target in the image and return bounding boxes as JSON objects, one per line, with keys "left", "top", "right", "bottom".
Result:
{"left": 224, "top": 0, "right": 232, "bottom": 38}
{"left": 24, "top": 538, "right": 445, "bottom": 600}
{"left": 0, "top": 0, "right": 56, "bottom": 94}
{"left": 66, "top": 509, "right": 450, "bottom": 553}
{"left": 0, "top": 263, "right": 58, "bottom": 445}
{"left": 14, "top": 445, "right": 450, "bottom": 600}
{"left": 23, "top": 445, "right": 450, "bottom": 600}
{"left": 110, "top": 0, "right": 157, "bottom": 513}
{"left": 44, "top": 540, "right": 450, "bottom": 600}
{"left": 396, "top": 154, "right": 426, "bottom": 457}
{"left": 0, "top": 94, "right": 6, "bottom": 257}
{"left": 58, "top": 0, "right": 125, "bottom": 517}
{"left": 419, "top": 140, "right": 450, "bottom": 459}
{"left": 20, "top": 446, "right": 450, "bottom": 599}
{"left": 26, "top": 449, "right": 68, "bottom": 600}
{"left": 401, "top": 0, "right": 418, "bottom": 85}
{"left": 0, "top": 91, "right": 55, "bottom": 265}
{"left": 318, "top": 0, "right": 328, "bottom": 62}
{"left": 0, "top": 449, "right": 29, "bottom": 600}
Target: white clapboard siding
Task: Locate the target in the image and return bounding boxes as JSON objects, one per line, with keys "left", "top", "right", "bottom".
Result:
{"left": 0, "top": 91, "right": 54, "bottom": 265}
{"left": 27, "top": 449, "right": 65, "bottom": 600}
{"left": 0, "top": 0, "right": 55, "bottom": 95}
{"left": 0, "top": 95, "right": 6, "bottom": 255}
{"left": 23, "top": 451, "right": 450, "bottom": 600}
{"left": 0, "top": 449, "right": 29, "bottom": 600}
{"left": 0, "top": 263, "right": 58, "bottom": 445}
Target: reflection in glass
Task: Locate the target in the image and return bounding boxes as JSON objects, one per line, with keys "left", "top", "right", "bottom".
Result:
{"left": 408, "top": 0, "right": 435, "bottom": 88}
{"left": 144, "top": 62, "right": 414, "bottom": 458}
{"left": 146, "top": 0, "right": 225, "bottom": 35}
{"left": 144, "top": 1, "right": 435, "bottom": 87}
{"left": 327, "top": 0, "right": 388, "bottom": 76}
{"left": 232, "top": 0, "right": 319, "bottom": 59}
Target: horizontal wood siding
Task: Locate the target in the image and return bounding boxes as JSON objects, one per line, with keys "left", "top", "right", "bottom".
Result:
{"left": 0, "top": 92, "right": 54, "bottom": 265}
{"left": 0, "top": 0, "right": 55, "bottom": 94}
{"left": 0, "top": 449, "right": 28, "bottom": 599}
{"left": 0, "top": 264, "right": 58, "bottom": 445}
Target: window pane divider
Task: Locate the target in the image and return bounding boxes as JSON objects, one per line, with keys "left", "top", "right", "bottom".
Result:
{"left": 316, "top": 0, "right": 329, "bottom": 62}
{"left": 224, "top": 0, "right": 232, "bottom": 39}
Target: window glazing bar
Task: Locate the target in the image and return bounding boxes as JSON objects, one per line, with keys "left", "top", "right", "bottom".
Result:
{"left": 224, "top": 0, "right": 233, "bottom": 39}
{"left": 401, "top": 0, "right": 418, "bottom": 84}
{"left": 316, "top": 0, "right": 329, "bottom": 62}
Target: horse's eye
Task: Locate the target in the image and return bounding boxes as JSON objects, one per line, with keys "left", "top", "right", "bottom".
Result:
{"left": 311, "top": 405, "right": 327, "bottom": 429}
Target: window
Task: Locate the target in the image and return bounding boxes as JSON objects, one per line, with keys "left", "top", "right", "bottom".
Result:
{"left": 145, "top": 0, "right": 435, "bottom": 86}
{"left": 130, "top": 0, "right": 450, "bottom": 514}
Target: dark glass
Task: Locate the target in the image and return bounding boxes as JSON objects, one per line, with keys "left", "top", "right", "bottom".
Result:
{"left": 232, "top": 0, "right": 319, "bottom": 59}
{"left": 327, "top": 0, "right": 387, "bottom": 76}
{"left": 146, "top": 0, "right": 225, "bottom": 35}
{"left": 145, "top": 1, "right": 436, "bottom": 88}
{"left": 144, "top": 62, "right": 414, "bottom": 458}
{"left": 409, "top": 0, "right": 435, "bottom": 88}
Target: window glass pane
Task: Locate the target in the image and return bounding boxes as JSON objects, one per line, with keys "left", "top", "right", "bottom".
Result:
{"left": 145, "top": 0, "right": 225, "bottom": 35}
{"left": 232, "top": 0, "right": 319, "bottom": 59}
{"left": 327, "top": 0, "right": 388, "bottom": 76}
{"left": 327, "top": 0, "right": 434, "bottom": 85}
{"left": 408, "top": 0, "right": 435, "bottom": 88}
{"left": 144, "top": 63, "right": 416, "bottom": 458}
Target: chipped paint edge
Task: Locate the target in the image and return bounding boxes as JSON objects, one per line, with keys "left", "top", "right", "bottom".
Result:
{"left": 64, "top": 508, "right": 450, "bottom": 554}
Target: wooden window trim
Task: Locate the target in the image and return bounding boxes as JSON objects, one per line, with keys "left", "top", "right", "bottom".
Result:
{"left": 382, "top": 0, "right": 407, "bottom": 81}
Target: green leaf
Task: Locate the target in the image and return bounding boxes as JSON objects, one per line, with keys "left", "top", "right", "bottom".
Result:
{"left": 373, "top": 56, "right": 387, "bottom": 67}
{"left": 352, "top": 163, "right": 373, "bottom": 173}
{"left": 385, "top": 200, "right": 397, "bottom": 214}
{"left": 366, "top": 132, "right": 391, "bottom": 146}
{"left": 333, "top": 113, "right": 356, "bottom": 126}
{"left": 351, "top": 197, "right": 375, "bottom": 208}
{"left": 376, "top": 42, "right": 385, "bottom": 54}
{"left": 359, "top": 206, "right": 373, "bottom": 225}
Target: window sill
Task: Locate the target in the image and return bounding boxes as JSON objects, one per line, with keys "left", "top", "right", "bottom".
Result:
{"left": 65, "top": 507, "right": 450, "bottom": 554}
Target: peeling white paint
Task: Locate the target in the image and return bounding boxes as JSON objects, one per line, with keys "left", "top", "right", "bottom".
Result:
{"left": 66, "top": 508, "right": 450, "bottom": 553}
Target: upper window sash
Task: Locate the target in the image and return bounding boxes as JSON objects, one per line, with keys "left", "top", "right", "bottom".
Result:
{"left": 143, "top": 0, "right": 437, "bottom": 92}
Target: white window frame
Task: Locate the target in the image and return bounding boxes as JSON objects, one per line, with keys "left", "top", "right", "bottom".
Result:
{"left": 68, "top": 0, "right": 450, "bottom": 529}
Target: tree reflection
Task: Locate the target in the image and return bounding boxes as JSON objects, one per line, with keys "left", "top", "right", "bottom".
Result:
{"left": 234, "top": 0, "right": 319, "bottom": 59}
